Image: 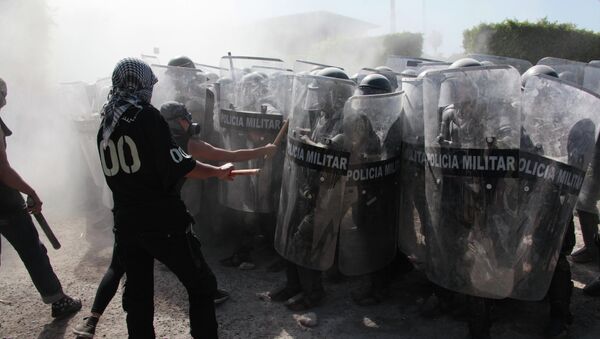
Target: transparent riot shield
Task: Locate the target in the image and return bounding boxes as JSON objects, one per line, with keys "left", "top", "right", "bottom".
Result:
{"left": 151, "top": 64, "right": 210, "bottom": 139}
{"left": 336, "top": 92, "right": 403, "bottom": 276}
{"left": 415, "top": 63, "right": 450, "bottom": 74}
{"left": 90, "top": 77, "right": 111, "bottom": 115}
{"left": 386, "top": 56, "right": 441, "bottom": 73}
{"left": 538, "top": 57, "right": 587, "bottom": 85}
{"left": 583, "top": 63, "right": 600, "bottom": 95}
{"left": 469, "top": 54, "right": 533, "bottom": 74}
{"left": 216, "top": 56, "right": 290, "bottom": 213}
{"left": 294, "top": 60, "right": 343, "bottom": 74}
{"left": 511, "top": 75, "right": 600, "bottom": 300}
{"left": 140, "top": 54, "right": 160, "bottom": 65}
{"left": 275, "top": 74, "right": 356, "bottom": 270}
{"left": 60, "top": 81, "right": 113, "bottom": 209}
{"left": 422, "top": 66, "right": 522, "bottom": 299}
{"left": 397, "top": 78, "right": 429, "bottom": 268}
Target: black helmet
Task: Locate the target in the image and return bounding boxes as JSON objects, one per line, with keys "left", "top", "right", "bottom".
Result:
{"left": 316, "top": 67, "right": 349, "bottom": 80}
{"left": 521, "top": 65, "right": 558, "bottom": 88}
{"left": 168, "top": 56, "right": 196, "bottom": 69}
{"left": 358, "top": 74, "right": 392, "bottom": 95}
{"left": 590, "top": 60, "right": 600, "bottom": 67}
{"left": 449, "top": 58, "right": 482, "bottom": 69}
{"left": 375, "top": 65, "right": 398, "bottom": 91}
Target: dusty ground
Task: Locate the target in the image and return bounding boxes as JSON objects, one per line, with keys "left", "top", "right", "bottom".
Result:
{"left": 1, "top": 209, "right": 600, "bottom": 339}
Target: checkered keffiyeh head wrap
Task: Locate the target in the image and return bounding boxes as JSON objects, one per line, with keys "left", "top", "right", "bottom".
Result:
{"left": 101, "top": 58, "right": 158, "bottom": 146}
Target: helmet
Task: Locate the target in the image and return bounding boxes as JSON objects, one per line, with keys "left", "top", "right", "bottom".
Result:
{"left": 316, "top": 67, "right": 349, "bottom": 80}
{"left": 358, "top": 74, "right": 392, "bottom": 95}
{"left": 239, "top": 72, "right": 268, "bottom": 110}
{"left": 375, "top": 66, "right": 398, "bottom": 91}
{"left": 449, "top": 58, "right": 482, "bottom": 69}
{"left": 205, "top": 72, "right": 219, "bottom": 83}
{"left": 168, "top": 56, "right": 195, "bottom": 69}
{"left": 439, "top": 76, "right": 478, "bottom": 108}
{"left": 521, "top": 65, "right": 558, "bottom": 88}
{"left": 590, "top": 60, "right": 600, "bottom": 67}
{"left": 350, "top": 73, "right": 359, "bottom": 84}
{"left": 305, "top": 68, "right": 351, "bottom": 113}
{"left": 480, "top": 60, "right": 495, "bottom": 67}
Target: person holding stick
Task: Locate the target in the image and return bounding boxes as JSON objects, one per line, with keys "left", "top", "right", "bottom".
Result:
{"left": 86, "top": 58, "right": 236, "bottom": 339}
{"left": 73, "top": 99, "right": 271, "bottom": 338}
{"left": 0, "top": 77, "right": 82, "bottom": 318}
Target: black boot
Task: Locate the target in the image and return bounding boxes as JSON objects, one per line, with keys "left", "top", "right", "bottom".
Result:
{"left": 583, "top": 233, "right": 600, "bottom": 296}
{"left": 546, "top": 256, "right": 573, "bottom": 338}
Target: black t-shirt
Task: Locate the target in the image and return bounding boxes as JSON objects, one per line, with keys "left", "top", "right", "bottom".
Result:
{"left": 0, "top": 118, "right": 25, "bottom": 216}
{"left": 97, "top": 104, "right": 196, "bottom": 233}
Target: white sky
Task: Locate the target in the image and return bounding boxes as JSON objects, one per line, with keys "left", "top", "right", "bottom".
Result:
{"left": 46, "top": 0, "right": 600, "bottom": 81}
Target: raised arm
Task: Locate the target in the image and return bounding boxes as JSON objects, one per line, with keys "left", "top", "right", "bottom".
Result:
{"left": 187, "top": 138, "right": 277, "bottom": 163}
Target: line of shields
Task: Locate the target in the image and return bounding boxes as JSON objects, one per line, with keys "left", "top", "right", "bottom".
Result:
{"left": 60, "top": 55, "right": 600, "bottom": 302}
{"left": 215, "top": 55, "right": 293, "bottom": 213}
{"left": 273, "top": 64, "right": 600, "bottom": 302}
{"left": 400, "top": 65, "right": 600, "bottom": 300}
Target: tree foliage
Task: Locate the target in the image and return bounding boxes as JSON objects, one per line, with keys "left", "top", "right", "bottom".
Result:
{"left": 463, "top": 18, "right": 600, "bottom": 64}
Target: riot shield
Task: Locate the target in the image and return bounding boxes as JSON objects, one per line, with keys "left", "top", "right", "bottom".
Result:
{"left": 538, "top": 57, "right": 587, "bottom": 85}
{"left": 415, "top": 62, "right": 450, "bottom": 74}
{"left": 90, "top": 77, "right": 111, "bottom": 114}
{"left": 469, "top": 54, "right": 532, "bottom": 74}
{"left": 61, "top": 81, "right": 113, "bottom": 209}
{"left": 217, "top": 56, "right": 290, "bottom": 213}
{"left": 397, "top": 78, "right": 429, "bottom": 268}
{"left": 294, "top": 60, "right": 343, "bottom": 74}
{"left": 386, "top": 56, "right": 441, "bottom": 73}
{"left": 140, "top": 54, "right": 160, "bottom": 65}
{"left": 275, "top": 73, "right": 356, "bottom": 270}
{"left": 422, "top": 66, "right": 522, "bottom": 299}
{"left": 512, "top": 75, "right": 600, "bottom": 300}
{"left": 583, "top": 63, "right": 600, "bottom": 95}
{"left": 337, "top": 92, "right": 403, "bottom": 275}
{"left": 150, "top": 64, "right": 211, "bottom": 140}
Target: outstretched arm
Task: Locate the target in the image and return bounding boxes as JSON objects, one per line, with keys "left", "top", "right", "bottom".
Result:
{"left": 187, "top": 139, "right": 276, "bottom": 163}
{"left": 185, "top": 161, "right": 235, "bottom": 181}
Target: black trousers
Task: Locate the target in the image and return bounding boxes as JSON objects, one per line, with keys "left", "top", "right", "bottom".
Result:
{"left": 91, "top": 242, "right": 125, "bottom": 315}
{"left": 115, "top": 229, "right": 217, "bottom": 339}
{"left": 285, "top": 261, "right": 323, "bottom": 299}
{"left": 0, "top": 209, "right": 64, "bottom": 303}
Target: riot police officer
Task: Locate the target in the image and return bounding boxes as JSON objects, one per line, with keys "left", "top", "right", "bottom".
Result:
{"left": 270, "top": 67, "right": 353, "bottom": 311}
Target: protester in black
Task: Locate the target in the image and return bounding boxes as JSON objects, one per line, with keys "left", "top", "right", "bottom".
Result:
{"left": 0, "top": 77, "right": 82, "bottom": 318}
{"left": 94, "top": 58, "right": 233, "bottom": 339}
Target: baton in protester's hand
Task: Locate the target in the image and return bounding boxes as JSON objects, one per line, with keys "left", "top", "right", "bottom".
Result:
{"left": 26, "top": 196, "right": 61, "bottom": 250}
{"left": 273, "top": 119, "right": 289, "bottom": 146}
{"left": 231, "top": 169, "right": 261, "bottom": 176}
{"left": 264, "top": 119, "right": 289, "bottom": 160}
